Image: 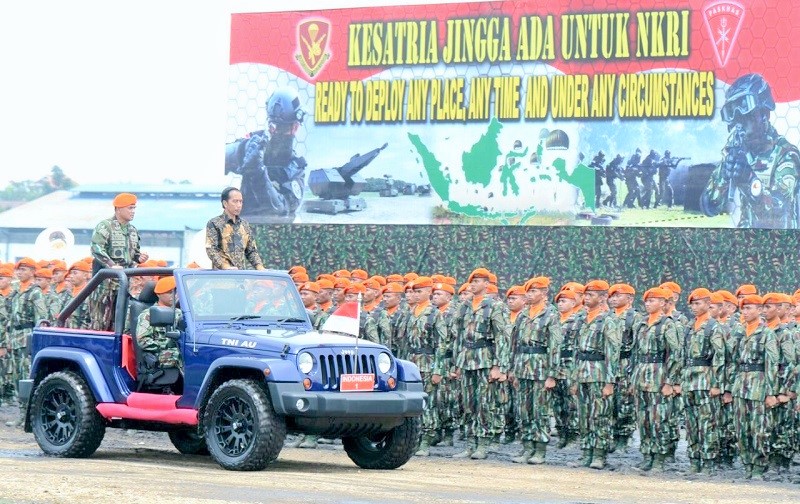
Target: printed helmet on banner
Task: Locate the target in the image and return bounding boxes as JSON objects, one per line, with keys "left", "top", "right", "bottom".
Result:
{"left": 267, "top": 88, "right": 305, "bottom": 125}
{"left": 721, "top": 73, "right": 775, "bottom": 124}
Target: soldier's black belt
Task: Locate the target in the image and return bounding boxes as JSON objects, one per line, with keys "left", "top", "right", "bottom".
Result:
{"left": 686, "top": 358, "right": 713, "bottom": 367}
{"left": 638, "top": 354, "right": 665, "bottom": 364}
{"left": 576, "top": 351, "right": 605, "bottom": 361}
{"left": 560, "top": 350, "right": 573, "bottom": 358}
{"left": 619, "top": 350, "right": 632, "bottom": 359}
{"left": 738, "top": 363, "right": 765, "bottom": 373}
{"left": 13, "top": 323, "right": 34, "bottom": 331}
{"left": 464, "top": 340, "right": 493, "bottom": 350}
{"left": 409, "top": 347, "right": 435, "bottom": 355}
{"left": 517, "top": 345, "right": 547, "bottom": 355}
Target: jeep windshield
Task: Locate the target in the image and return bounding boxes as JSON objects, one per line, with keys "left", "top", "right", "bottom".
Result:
{"left": 182, "top": 273, "right": 307, "bottom": 323}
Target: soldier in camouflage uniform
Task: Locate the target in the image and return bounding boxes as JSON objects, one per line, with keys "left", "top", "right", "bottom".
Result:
{"left": 570, "top": 280, "right": 621, "bottom": 469}
{"left": 401, "top": 277, "right": 445, "bottom": 456}
{"left": 451, "top": 268, "right": 511, "bottom": 460}
{"left": 660, "top": 281, "right": 688, "bottom": 462}
{"left": 362, "top": 279, "right": 392, "bottom": 349}
{"left": 136, "top": 276, "right": 183, "bottom": 378}
{"left": 554, "top": 288, "right": 582, "bottom": 449}
{"left": 33, "top": 269, "right": 54, "bottom": 319}
{"left": 64, "top": 262, "right": 93, "bottom": 329}
{"left": 9, "top": 258, "right": 49, "bottom": 424}
{"left": 726, "top": 295, "right": 779, "bottom": 479}
{"left": 430, "top": 281, "right": 458, "bottom": 447}
{"left": 48, "top": 261, "right": 72, "bottom": 319}
{"left": 503, "top": 285, "right": 527, "bottom": 446}
{"left": 762, "top": 293, "right": 796, "bottom": 471}
{"left": 679, "top": 288, "right": 726, "bottom": 475}
{"left": 343, "top": 283, "right": 380, "bottom": 343}
{"left": 0, "top": 268, "right": 14, "bottom": 404}
{"left": 90, "top": 193, "right": 149, "bottom": 331}
{"left": 608, "top": 283, "right": 642, "bottom": 452}
{"left": 381, "top": 282, "right": 407, "bottom": 358}
{"left": 509, "top": 277, "right": 562, "bottom": 464}
{"left": 712, "top": 290, "right": 739, "bottom": 467}
{"left": 631, "top": 287, "right": 681, "bottom": 472}
{"left": 315, "top": 279, "right": 335, "bottom": 314}
{"left": 299, "top": 282, "right": 329, "bottom": 330}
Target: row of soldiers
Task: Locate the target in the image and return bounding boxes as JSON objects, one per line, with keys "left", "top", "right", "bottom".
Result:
{"left": 0, "top": 256, "right": 173, "bottom": 412}
{"left": 589, "top": 149, "right": 689, "bottom": 210}
{"left": 289, "top": 265, "right": 800, "bottom": 480}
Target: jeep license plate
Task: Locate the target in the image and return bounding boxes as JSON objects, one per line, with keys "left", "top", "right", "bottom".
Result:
{"left": 340, "top": 373, "right": 375, "bottom": 392}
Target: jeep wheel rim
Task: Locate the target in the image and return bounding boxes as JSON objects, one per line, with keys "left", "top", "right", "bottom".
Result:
{"left": 39, "top": 386, "right": 77, "bottom": 446}
{"left": 213, "top": 396, "right": 255, "bottom": 457}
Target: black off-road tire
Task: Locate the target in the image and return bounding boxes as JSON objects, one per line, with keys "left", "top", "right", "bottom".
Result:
{"left": 169, "top": 428, "right": 210, "bottom": 455}
{"left": 30, "top": 371, "right": 106, "bottom": 458}
{"left": 203, "top": 379, "right": 286, "bottom": 471}
{"left": 342, "top": 416, "right": 421, "bottom": 470}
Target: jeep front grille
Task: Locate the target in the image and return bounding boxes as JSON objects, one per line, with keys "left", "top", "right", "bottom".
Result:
{"left": 318, "top": 353, "right": 377, "bottom": 390}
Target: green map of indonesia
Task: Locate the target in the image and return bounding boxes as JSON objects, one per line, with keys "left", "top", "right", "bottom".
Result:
{"left": 408, "top": 118, "right": 596, "bottom": 220}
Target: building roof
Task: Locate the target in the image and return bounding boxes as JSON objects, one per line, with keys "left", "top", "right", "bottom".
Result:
{"left": 0, "top": 184, "right": 223, "bottom": 232}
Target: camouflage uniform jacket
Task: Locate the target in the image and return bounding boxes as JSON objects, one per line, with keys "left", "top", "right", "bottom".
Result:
{"left": 571, "top": 308, "right": 621, "bottom": 384}
{"left": 386, "top": 306, "right": 408, "bottom": 359}
{"left": 615, "top": 307, "right": 644, "bottom": 379}
{"left": 358, "top": 310, "right": 380, "bottom": 344}
{"left": 727, "top": 323, "right": 779, "bottom": 401}
{"left": 452, "top": 296, "right": 511, "bottom": 373}
{"left": 48, "top": 287, "right": 73, "bottom": 319}
{"left": 557, "top": 310, "right": 584, "bottom": 380}
{"left": 405, "top": 302, "right": 446, "bottom": 375}
{"left": 205, "top": 213, "right": 264, "bottom": 270}
{"left": 511, "top": 304, "right": 562, "bottom": 381}
{"left": 433, "top": 303, "right": 458, "bottom": 376}
{"left": 681, "top": 316, "right": 726, "bottom": 392}
{"left": 631, "top": 315, "right": 681, "bottom": 392}
{"left": 0, "top": 288, "right": 12, "bottom": 348}
{"left": 10, "top": 282, "right": 48, "bottom": 348}
{"left": 91, "top": 217, "right": 143, "bottom": 270}
{"left": 367, "top": 306, "right": 393, "bottom": 350}
{"left": 307, "top": 306, "right": 329, "bottom": 331}
{"left": 136, "top": 307, "right": 184, "bottom": 369}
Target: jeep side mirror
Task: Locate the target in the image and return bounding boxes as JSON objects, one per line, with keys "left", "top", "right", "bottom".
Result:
{"left": 149, "top": 306, "right": 176, "bottom": 327}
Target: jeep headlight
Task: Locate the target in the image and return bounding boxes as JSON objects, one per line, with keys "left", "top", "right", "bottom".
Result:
{"left": 298, "top": 352, "right": 314, "bottom": 374}
{"left": 378, "top": 352, "right": 392, "bottom": 374}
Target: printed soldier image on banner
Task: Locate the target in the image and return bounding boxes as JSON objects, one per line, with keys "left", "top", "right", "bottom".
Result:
{"left": 225, "top": 1, "right": 800, "bottom": 229}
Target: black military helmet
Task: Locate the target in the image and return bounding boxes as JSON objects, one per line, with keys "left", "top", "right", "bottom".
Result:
{"left": 721, "top": 73, "right": 775, "bottom": 124}
{"left": 267, "top": 88, "right": 305, "bottom": 125}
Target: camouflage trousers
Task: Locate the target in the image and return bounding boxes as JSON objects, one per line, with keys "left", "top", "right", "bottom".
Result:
{"left": 683, "top": 390, "right": 720, "bottom": 461}
{"left": 613, "top": 370, "right": 636, "bottom": 441}
{"left": 719, "top": 400, "right": 739, "bottom": 462}
{"left": 516, "top": 379, "right": 551, "bottom": 444}
{"left": 434, "top": 376, "right": 459, "bottom": 434}
{"left": 769, "top": 401, "right": 794, "bottom": 460}
{"left": 89, "top": 280, "right": 118, "bottom": 332}
{"left": 553, "top": 377, "right": 578, "bottom": 439}
{"left": 420, "top": 372, "right": 440, "bottom": 438}
{"left": 734, "top": 397, "right": 770, "bottom": 468}
{"left": 490, "top": 379, "right": 509, "bottom": 437}
{"left": 0, "top": 348, "right": 15, "bottom": 400}
{"left": 577, "top": 382, "right": 613, "bottom": 451}
{"left": 636, "top": 390, "right": 673, "bottom": 455}
{"left": 460, "top": 368, "right": 497, "bottom": 440}
{"left": 668, "top": 394, "right": 683, "bottom": 447}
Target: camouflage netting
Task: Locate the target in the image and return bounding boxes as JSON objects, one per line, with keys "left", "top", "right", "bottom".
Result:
{"left": 253, "top": 224, "right": 799, "bottom": 304}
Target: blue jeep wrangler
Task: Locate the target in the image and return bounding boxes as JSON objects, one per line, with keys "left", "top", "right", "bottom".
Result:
{"left": 19, "top": 268, "right": 425, "bottom": 471}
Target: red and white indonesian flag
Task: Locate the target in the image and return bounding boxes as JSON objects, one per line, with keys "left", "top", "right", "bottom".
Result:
{"left": 322, "top": 301, "right": 360, "bottom": 337}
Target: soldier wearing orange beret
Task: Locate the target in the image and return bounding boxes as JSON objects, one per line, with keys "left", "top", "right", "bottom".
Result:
{"left": 316, "top": 279, "right": 335, "bottom": 314}
{"left": 726, "top": 294, "right": 779, "bottom": 479}
{"left": 299, "top": 282, "right": 328, "bottom": 331}
{"left": 382, "top": 282, "right": 407, "bottom": 358}
{"left": 451, "top": 268, "right": 511, "bottom": 460}
{"left": 608, "top": 283, "right": 641, "bottom": 452}
{"left": 362, "top": 279, "right": 391, "bottom": 350}
{"left": 553, "top": 288, "right": 581, "bottom": 450}
{"left": 343, "top": 283, "right": 380, "bottom": 344}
